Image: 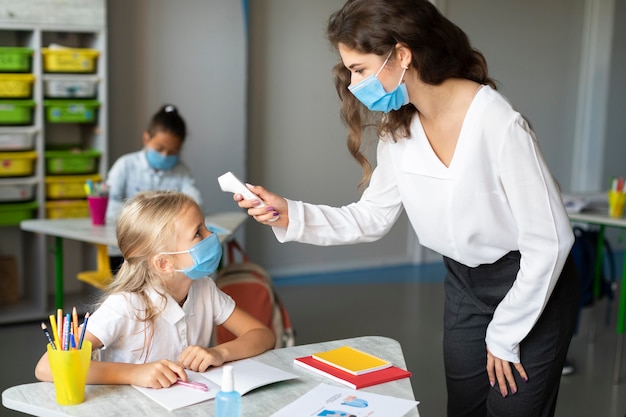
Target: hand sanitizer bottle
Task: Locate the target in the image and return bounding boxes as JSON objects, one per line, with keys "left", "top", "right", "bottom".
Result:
{"left": 215, "top": 365, "right": 241, "bottom": 417}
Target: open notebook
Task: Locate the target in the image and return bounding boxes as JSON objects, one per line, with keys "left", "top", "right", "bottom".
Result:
{"left": 133, "top": 358, "right": 298, "bottom": 411}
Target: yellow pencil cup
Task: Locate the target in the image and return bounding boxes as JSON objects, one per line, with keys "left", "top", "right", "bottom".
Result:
{"left": 608, "top": 190, "right": 626, "bottom": 218}
{"left": 47, "top": 340, "right": 92, "bottom": 405}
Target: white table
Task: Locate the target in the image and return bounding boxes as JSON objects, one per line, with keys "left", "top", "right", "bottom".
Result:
{"left": 20, "top": 212, "right": 248, "bottom": 309}
{"left": 2, "top": 336, "right": 420, "bottom": 417}
{"left": 569, "top": 211, "right": 626, "bottom": 384}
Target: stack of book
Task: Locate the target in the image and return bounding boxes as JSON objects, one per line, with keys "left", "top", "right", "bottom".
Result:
{"left": 294, "top": 345, "right": 411, "bottom": 389}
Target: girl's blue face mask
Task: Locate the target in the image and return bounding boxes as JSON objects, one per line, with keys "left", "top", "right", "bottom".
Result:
{"left": 348, "top": 51, "right": 409, "bottom": 113}
{"left": 161, "top": 232, "right": 222, "bottom": 280}
{"left": 146, "top": 147, "right": 179, "bottom": 171}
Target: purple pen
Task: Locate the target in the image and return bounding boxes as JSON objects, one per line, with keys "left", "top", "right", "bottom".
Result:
{"left": 174, "top": 380, "right": 209, "bottom": 392}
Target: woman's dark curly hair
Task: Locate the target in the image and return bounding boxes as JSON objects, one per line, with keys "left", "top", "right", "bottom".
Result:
{"left": 327, "top": 0, "right": 496, "bottom": 189}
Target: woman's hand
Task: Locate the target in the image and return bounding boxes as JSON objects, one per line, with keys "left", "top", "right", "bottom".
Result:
{"left": 234, "top": 184, "right": 289, "bottom": 227}
{"left": 178, "top": 346, "right": 226, "bottom": 372}
{"left": 129, "top": 360, "right": 187, "bottom": 389}
{"left": 486, "top": 346, "right": 527, "bottom": 397}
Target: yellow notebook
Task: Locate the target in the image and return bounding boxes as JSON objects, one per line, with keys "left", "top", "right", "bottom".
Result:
{"left": 311, "top": 345, "right": 391, "bottom": 375}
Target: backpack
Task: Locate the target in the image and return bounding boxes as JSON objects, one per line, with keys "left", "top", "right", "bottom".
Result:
{"left": 571, "top": 225, "right": 616, "bottom": 326}
{"left": 214, "top": 240, "right": 295, "bottom": 349}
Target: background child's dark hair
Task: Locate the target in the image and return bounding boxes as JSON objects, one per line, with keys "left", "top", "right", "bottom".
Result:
{"left": 146, "top": 104, "right": 187, "bottom": 141}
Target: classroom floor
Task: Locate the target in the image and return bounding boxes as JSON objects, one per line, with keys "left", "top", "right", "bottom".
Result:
{"left": 1, "top": 263, "right": 626, "bottom": 417}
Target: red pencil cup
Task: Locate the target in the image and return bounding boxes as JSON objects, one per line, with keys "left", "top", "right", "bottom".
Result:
{"left": 87, "top": 195, "right": 108, "bottom": 226}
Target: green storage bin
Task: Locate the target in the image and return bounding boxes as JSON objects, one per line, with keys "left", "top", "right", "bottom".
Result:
{"left": 45, "top": 149, "right": 100, "bottom": 174}
{"left": 0, "top": 47, "right": 33, "bottom": 72}
{"left": 0, "top": 100, "right": 35, "bottom": 125}
{"left": 44, "top": 100, "right": 99, "bottom": 123}
{"left": 0, "top": 201, "right": 38, "bottom": 226}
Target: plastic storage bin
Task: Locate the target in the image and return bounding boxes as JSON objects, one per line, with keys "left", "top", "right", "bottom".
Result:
{"left": 0, "top": 100, "right": 35, "bottom": 125}
{"left": 45, "top": 149, "right": 100, "bottom": 174}
{"left": 45, "top": 174, "right": 101, "bottom": 199}
{"left": 43, "top": 100, "right": 99, "bottom": 123}
{"left": 0, "top": 74, "right": 35, "bottom": 98}
{"left": 0, "top": 151, "right": 37, "bottom": 177}
{"left": 0, "top": 128, "right": 37, "bottom": 150}
{"left": 0, "top": 47, "right": 33, "bottom": 72}
{"left": 0, "top": 181, "right": 35, "bottom": 202}
{"left": 0, "top": 201, "right": 38, "bottom": 225}
{"left": 41, "top": 47, "right": 99, "bottom": 73}
{"left": 43, "top": 75, "right": 99, "bottom": 98}
{"left": 45, "top": 199, "right": 88, "bottom": 219}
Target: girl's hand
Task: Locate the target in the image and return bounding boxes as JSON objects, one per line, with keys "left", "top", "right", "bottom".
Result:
{"left": 130, "top": 360, "right": 187, "bottom": 389}
{"left": 486, "top": 347, "right": 527, "bottom": 397}
{"left": 233, "top": 184, "right": 289, "bottom": 227}
{"left": 178, "top": 346, "right": 226, "bottom": 372}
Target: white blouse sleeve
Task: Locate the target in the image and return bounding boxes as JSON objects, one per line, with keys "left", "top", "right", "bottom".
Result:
{"left": 485, "top": 115, "right": 574, "bottom": 363}
{"left": 272, "top": 139, "right": 405, "bottom": 245}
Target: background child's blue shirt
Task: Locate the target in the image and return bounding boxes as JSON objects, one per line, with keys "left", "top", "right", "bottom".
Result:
{"left": 105, "top": 149, "right": 202, "bottom": 224}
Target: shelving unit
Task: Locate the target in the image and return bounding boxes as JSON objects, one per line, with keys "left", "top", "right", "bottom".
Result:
{"left": 0, "top": 0, "right": 106, "bottom": 324}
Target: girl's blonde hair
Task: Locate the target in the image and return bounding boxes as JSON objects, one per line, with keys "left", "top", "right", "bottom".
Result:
{"left": 98, "top": 190, "right": 197, "bottom": 360}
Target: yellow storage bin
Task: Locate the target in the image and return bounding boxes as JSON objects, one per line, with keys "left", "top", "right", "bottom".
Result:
{"left": 45, "top": 174, "right": 101, "bottom": 199}
{"left": 45, "top": 199, "right": 89, "bottom": 219}
{"left": 0, "top": 151, "right": 37, "bottom": 177}
{"left": 41, "top": 48, "right": 99, "bottom": 73}
{"left": 0, "top": 74, "right": 35, "bottom": 98}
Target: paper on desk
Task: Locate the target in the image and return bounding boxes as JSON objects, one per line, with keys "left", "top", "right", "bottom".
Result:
{"left": 133, "top": 358, "right": 298, "bottom": 411}
{"left": 562, "top": 192, "right": 608, "bottom": 214}
{"left": 270, "top": 383, "right": 419, "bottom": 417}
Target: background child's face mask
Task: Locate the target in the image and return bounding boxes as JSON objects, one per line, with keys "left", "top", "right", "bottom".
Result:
{"left": 145, "top": 147, "right": 179, "bottom": 171}
{"left": 161, "top": 232, "right": 222, "bottom": 279}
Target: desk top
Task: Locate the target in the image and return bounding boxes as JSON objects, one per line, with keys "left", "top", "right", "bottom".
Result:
{"left": 20, "top": 211, "right": 249, "bottom": 247}
{"left": 2, "top": 336, "right": 420, "bottom": 417}
{"left": 568, "top": 211, "right": 626, "bottom": 228}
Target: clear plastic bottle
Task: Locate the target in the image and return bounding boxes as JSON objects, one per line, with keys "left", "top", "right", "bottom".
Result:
{"left": 215, "top": 365, "right": 241, "bottom": 417}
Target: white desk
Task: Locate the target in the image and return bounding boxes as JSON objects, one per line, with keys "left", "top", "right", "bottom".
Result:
{"left": 2, "top": 336, "right": 420, "bottom": 417}
{"left": 569, "top": 211, "right": 626, "bottom": 384}
{"left": 20, "top": 212, "right": 249, "bottom": 309}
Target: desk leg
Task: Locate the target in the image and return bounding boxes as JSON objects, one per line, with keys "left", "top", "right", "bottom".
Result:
{"left": 613, "top": 248, "right": 626, "bottom": 384}
{"left": 54, "top": 236, "right": 64, "bottom": 310}
{"left": 588, "top": 226, "right": 606, "bottom": 343}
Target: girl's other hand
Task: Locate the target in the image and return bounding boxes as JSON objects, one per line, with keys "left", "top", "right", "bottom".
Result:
{"left": 178, "top": 345, "right": 225, "bottom": 372}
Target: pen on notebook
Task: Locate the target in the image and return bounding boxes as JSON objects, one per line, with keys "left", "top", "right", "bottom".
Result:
{"left": 174, "top": 380, "right": 209, "bottom": 392}
{"left": 78, "top": 312, "right": 89, "bottom": 349}
{"left": 40, "top": 322, "right": 56, "bottom": 350}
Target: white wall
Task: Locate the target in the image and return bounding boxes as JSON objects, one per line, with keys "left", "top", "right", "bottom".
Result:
{"left": 107, "top": 0, "right": 247, "bottom": 215}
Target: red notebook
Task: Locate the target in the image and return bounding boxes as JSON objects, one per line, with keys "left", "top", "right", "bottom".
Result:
{"left": 294, "top": 355, "right": 411, "bottom": 389}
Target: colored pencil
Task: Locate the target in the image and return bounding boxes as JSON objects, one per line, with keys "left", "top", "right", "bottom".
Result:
{"left": 40, "top": 322, "right": 56, "bottom": 350}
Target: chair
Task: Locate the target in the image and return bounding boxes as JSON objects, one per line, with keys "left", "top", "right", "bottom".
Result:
{"left": 76, "top": 244, "right": 113, "bottom": 290}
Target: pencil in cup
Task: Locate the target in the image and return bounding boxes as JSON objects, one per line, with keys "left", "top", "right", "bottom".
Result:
{"left": 47, "top": 340, "right": 92, "bottom": 405}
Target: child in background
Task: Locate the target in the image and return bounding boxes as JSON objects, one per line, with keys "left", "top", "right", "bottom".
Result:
{"left": 105, "top": 104, "right": 202, "bottom": 272}
{"left": 35, "top": 191, "right": 275, "bottom": 388}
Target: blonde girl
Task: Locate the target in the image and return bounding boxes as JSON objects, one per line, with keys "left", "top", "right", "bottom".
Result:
{"left": 36, "top": 191, "right": 275, "bottom": 388}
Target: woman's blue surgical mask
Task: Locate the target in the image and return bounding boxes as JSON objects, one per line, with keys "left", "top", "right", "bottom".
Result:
{"left": 348, "top": 51, "right": 409, "bottom": 113}
{"left": 161, "top": 232, "right": 222, "bottom": 280}
{"left": 146, "top": 148, "right": 179, "bottom": 171}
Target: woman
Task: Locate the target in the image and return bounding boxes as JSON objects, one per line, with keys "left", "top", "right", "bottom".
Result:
{"left": 235, "top": 1, "right": 579, "bottom": 416}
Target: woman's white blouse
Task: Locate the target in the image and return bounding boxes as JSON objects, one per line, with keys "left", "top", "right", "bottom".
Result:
{"left": 274, "top": 86, "right": 574, "bottom": 363}
{"left": 88, "top": 277, "right": 235, "bottom": 364}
